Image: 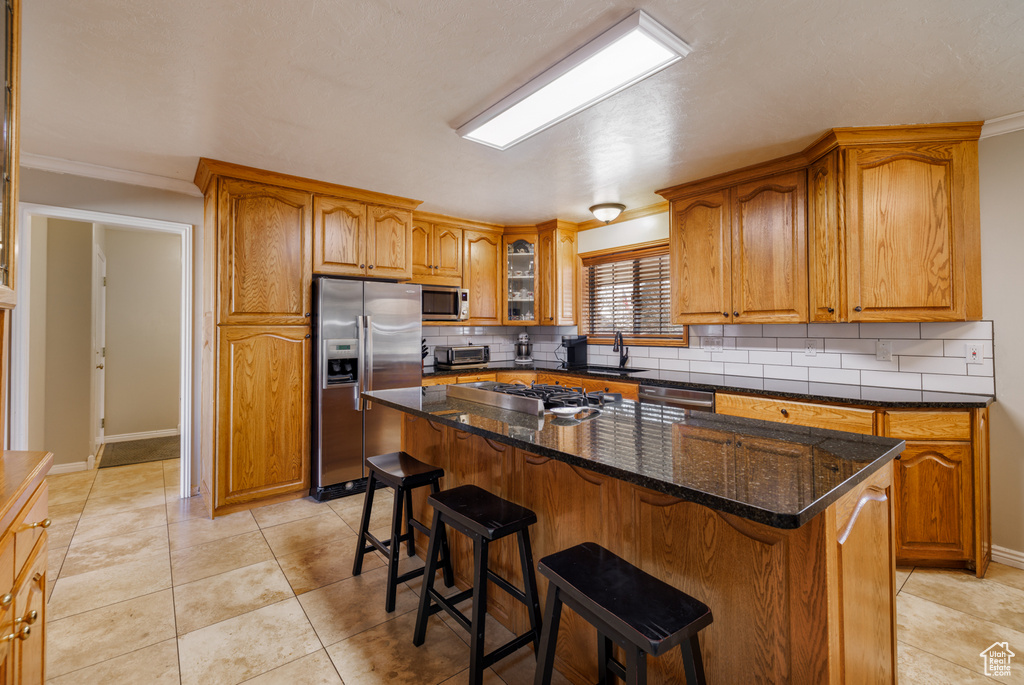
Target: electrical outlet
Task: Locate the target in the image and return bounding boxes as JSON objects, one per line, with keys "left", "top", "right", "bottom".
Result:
{"left": 966, "top": 344, "right": 983, "bottom": 365}
{"left": 702, "top": 337, "right": 723, "bottom": 352}
{"left": 876, "top": 340, "right": 893, "bottom": 362}
{"left": 804, "top": 339, "right": 818, "bottom": 357}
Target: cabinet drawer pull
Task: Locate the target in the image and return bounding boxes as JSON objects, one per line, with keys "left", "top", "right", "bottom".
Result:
{"left": 368, "top": 265, "right": 374, "bottom": 269}
{"left": 25, "top": 518, "right": 50, "bottom": 530}
{"left": 4, "top": 625, "right": 30, "bottom": 642}
{"left": 733, "top": 311, "right": 739, "bottom": 317}
{"left": 360, "top": 264, "right": 365, "bottom": 269}
{"left": 854, "top": 306, "right": 862, "bottom": 312}
{"left": 827, "top": 307, "right": 835, "bottom": 313}
{"left": 15, "top": 610, "right": 37, "bottom": 626}
{"left": 780, "top": 408, "right": 789, "bottom": 417}
{"left": 0, "top": 593, "right": 11, "bottom": 608}
{"left": 722, "top": 312, "right": 729, "bottom": 317}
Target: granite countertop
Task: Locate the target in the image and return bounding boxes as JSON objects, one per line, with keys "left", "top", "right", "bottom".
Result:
{"left": 364, "top": 386, "right": 904, "bottom": 529}
{"left": 421, "top": 362, "right": 995, "bottom": 408}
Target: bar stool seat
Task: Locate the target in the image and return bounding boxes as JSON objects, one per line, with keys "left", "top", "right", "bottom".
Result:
{"left": 413, "top": 484, "right": 542, "bottom": 685}
{"left": 351, "top": 451, "right": 454, "bottom": 613}
{"left": 534, "top": 542, "right": 713, "bottom": 685}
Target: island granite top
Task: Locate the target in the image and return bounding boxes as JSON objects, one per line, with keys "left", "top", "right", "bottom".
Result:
{"left": 365, "top": 385, "right": 904, "bottom": 529}
{"left": 422, "top": 362, "right": 994, "bottom": 408}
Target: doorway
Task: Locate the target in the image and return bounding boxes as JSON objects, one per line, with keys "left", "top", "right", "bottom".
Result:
{"left": 9, "top": 204, "right": 193, "bottom": 498}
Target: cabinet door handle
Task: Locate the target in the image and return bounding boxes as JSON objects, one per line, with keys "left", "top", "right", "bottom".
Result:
{"left": 305, "top": 312, "right": 311, "bottom": 317}
{"left": 733, "top": 311, "right": 739, "bottom": 317}
{"left": 305, "top": 334, "right": 310, "bottom": 339}
{"left": 368, "top": 265, "right": 374, "bottom": 270}
{"left": 780, "top": 408, "right": 789, "bottom": 417}
{"left": 854, "top": 306, "right": 862, "bottom": 312}
{"left": 15, "top": 610, "right": 38, "bottom": 626}
{"left": 360, "top": 264, "right": 365, "bottom": 269}
{"left": 25, "top": 518, "right": 50, "bottom": 530}
{"left": 722, "top": 312, "right": 729, "bottom": 317}
{"left": 0, "top": 593, "right": 11, "bottom": 608}
{"left": 827, "top": 307, "right": 835, "bottom": 313}
{"left": 4, "top": 625, "right": 30, "bottom": 642}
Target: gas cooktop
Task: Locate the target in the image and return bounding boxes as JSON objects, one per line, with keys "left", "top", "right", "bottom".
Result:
{"left": 445, "top": 381, "right": 622, "bottom": 417}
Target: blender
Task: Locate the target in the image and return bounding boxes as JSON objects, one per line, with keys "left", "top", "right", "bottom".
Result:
{"left": 514, "top": 332, "right": 533, "bottom": 364}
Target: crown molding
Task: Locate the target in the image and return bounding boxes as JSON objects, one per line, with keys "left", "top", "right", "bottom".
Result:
{"left": 981, "top": 111, "right": 1024, "bottom": 139}
{"left": 19, "top": 153, "right": 203, "bottom": 197}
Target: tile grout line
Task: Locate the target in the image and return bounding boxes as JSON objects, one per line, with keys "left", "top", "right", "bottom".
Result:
{"left": 896, "top": 639, "right": 1003, "bottom": 683}
{"left": 899, "top": 585, "right": 1024, "bottom": 640}
{"left": 167, "top": 484, "right": 184, "bottom": 685}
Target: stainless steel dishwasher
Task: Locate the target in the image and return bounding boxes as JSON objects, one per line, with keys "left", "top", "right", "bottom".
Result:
{"left": 638, "top": 385, "right": 715, "bottom": 412}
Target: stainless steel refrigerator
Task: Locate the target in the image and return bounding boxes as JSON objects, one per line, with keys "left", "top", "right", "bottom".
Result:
{"left": 312, "top": 277, "right": 422, "bottom": 501}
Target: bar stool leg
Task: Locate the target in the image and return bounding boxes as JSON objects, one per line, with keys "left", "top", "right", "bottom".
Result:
{"left": 384, "top": 484, "right": 405, "bottom": 613}
{"left": 681, "top": 635, "right": 707, "bottom": 685}
{"left": 412, "top": 509, "right": 444, "bottom": 647}
{"left": 431, "top": 481, "right": 455, "bottom": 588}
{"left": 516, "top": 529, "right": 542, "bottom": 649}
{"left": 468, "top": 536, "right": 490, "bottom": 685}
{"left": 404, "top": 487, "right": 415, "bottom": 556}
{"left": 625, "top": 646, "right": 646, "bottom": 685}
{"left": 351, "top": 472, "right": 377, "bottom": 576}
{"left": 532, "top": 587, "right": 563, "bottom": 685}
{"left": 597, "top": 632, "right": 613, "bottom": 685}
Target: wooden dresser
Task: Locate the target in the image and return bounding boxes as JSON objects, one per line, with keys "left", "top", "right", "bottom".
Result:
{"left": 0, "top": 452, "right": 53, "bottom": 684}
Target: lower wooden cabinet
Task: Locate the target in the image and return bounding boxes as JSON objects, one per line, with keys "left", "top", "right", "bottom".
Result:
{"left": 716, "top": 393, "right": 875, "bottom": 435}
{"left": 214, "top": 325, "right": 310, "bottom": 512}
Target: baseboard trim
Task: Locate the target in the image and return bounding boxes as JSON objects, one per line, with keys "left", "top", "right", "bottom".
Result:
{"left": 49, "top": 461, "right": 90, "bottom": 474}
{"left": 992, "top": 545, "right": 1024, "bottom": 570}
{"left": 103, "top": 429, "right": 180, "bottom": 444}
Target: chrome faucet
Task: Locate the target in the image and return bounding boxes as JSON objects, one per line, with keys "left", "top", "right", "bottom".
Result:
{"left": 612, "top": 331, "right": 629, "bottom": 369}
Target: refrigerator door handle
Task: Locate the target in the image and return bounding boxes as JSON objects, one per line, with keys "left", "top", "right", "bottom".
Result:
{"left": 365, "top": 315, "right": 374, "bottom": 409}
{"left": 356, "top": 315, "right": 366, "bottom": 411}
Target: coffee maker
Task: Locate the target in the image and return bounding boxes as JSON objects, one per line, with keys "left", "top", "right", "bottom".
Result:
{"left": 514, "top": 333, "right": 533, "bottom": 364}
{"left": 561, "top": 335, "right": 588, "bottom": 369}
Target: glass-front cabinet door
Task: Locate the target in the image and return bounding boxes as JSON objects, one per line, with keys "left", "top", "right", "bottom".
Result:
{"left": 503, "top": 234, "right": 539, "bottom": 325}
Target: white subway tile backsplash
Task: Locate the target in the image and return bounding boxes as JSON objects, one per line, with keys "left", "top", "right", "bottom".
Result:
{"left": 807, "top": 322, "right": 861, "bottom": 338}
{"left": 749, "top": 350, "right": 792, "bottom": 365}
{"left": 942, "top": 340, "right": 994, "bottom": 358}
{"left": 921, "top": 321, "right": 992, "bottom": 340}
{"left": 791, "top": 353, "right": 843, "bottom": 368}
{"left": 891, "top": 339, "right": 946, "bottom": 357}
{"left": 723, "top": 324, "right": 760, "bottom": 337}
{"left": 808, "top": 367, "right": 861, "bottom": 385}
{"left": 824, "top": 338, "right": 876, "bottom": 355}
{"left": 808, "top": 382, "right": 862, "bottom": 400}
{"left": 629, "top": 359, "right": 661, "bottom": 371}
{"left": 689, "top": 372, "right": 725, "bottom": 385}
{"left": 968, "top": 359, "right": 995, "bottom": 377}
{"left": 764, "top": 379, "right": 809, "bottom": 394}
{"left": 689, "top": 325, "right": 724, "bottom": 337}
{"left": 659, "top": 359, "right": 690, "bottom": 372}
{"left": 764, "top": 365, "right": 808, "bottom": 381}
{"left": 648, "top": 347, "right": 679, "bottom": 359}
{"left": 724, "top": 362, "right": 764, "bottom": 377}
{"left": 677, "top": 348, "right": 713, "bottom": 361}
{"left": 898, "top": 356, "right": 967, "bottom": 375}
{"left": 735, "top": 338, "right": 777, "bottom": 351}
{"left": 763, "top": 324, "right": 807, "bottom": 337}
{"left": 861, "top": 370, "right": 922, "bottom": 390}
{"left": 858, "top": 322, "right": 920, "bottom": 339}
{"left": 659, "top": 370, "right": 691, "bottom": 383}
{"left": 722, "top": 375, "right": 764, "bottom": 390}
{"left": 777, "top": 338, "right": 823, "bottom": 353}
{"left": 711, "top": 350, "right": 749, "bottom": 363}
{"left": 922, "top": 374, "right": 995, "bottom": 394}
{"left": 691, "top": 361, "right": 725, "bottom": 374}
{"left": 841, "top": 355, "right": 898, "bottom": 371}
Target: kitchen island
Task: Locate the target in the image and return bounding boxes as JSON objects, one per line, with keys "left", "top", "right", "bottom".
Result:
{"left": 365, "top": 385, "right": 905, "bottom": 684}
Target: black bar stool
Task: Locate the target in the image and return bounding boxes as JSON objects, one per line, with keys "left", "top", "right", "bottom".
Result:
{"left": 534, "top": 542, "right": 712, "bottom": 685}
{"left": 413, "top": 484, "right": 543, "bottom": 685}
{"left": 351, "top": 451, "right": 454, "bottom": 612}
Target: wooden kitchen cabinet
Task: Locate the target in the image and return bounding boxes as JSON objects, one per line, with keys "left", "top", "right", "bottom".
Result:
{"left": 463, "top": 230, "right": 503, "bottom": 326}
{"left": 807, "top": 150, "right": 843, "bottom": 322}
{"left": 12, "top": 539, "right": 46, "bottom": 685}
{"left": 844, "top": 140, "right": 981, "bottom": 321}
{"left": 412, "top": 219, "right": 462, "bottom": 285}
{"left": 218, "top": 178, "right": 312, "bottom": 325}
{"left": 537, "top": 221, "right": 578, "bottom": 326}
{"left": 716, "top": 393, "right": 875, "bottom": 435}
{"left": 216, "top": 326, "right": 310, "bottom": 510}
{"left": 668, "top": 171, "right": 806, "bottom": 324}
{"left": 314, "top": 195, "right": 412, "bottom": 279}
{"left": 503, "top": 233, "right": 539, "bottom": 325}
{"left": 883, "top": 408, "right": 989, "bottom": 574}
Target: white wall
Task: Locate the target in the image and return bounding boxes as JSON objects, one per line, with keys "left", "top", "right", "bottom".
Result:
{"left": 26, "top": 216, "right": 47, "bottom": 449}
{"left": 19, "top": 168, "right": 203, "bottom": 481}
{"left": 103, "top": 227, "right": 181, "bottom": 436}
{"left": 577, "top": 213, "right": 669, "bottom": 254}
{"left": 979, "top": 127, "right": 1024, "bottom": 558}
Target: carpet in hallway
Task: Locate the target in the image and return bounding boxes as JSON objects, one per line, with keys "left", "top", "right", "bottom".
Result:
{"left": 99, "top": 436, "right": 179, "bottom": 468}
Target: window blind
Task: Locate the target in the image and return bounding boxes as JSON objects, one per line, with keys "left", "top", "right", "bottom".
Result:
{"left": 581, "top": 249, "right": 686, "bottom": 341}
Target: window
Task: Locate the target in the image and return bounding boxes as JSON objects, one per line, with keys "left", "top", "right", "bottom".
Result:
{"left": 580, "top": 243, "right": 687, "bottom": 346}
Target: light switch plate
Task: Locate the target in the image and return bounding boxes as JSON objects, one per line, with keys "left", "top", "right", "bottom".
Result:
{"left": 804, "top": 339, "right": 818, "bottom": 357}
{"left": 702, "top": 337, "right": 724, "bottom": 352}
{"left": 876, "top": 341, "right": 893, "bottom": 362}
{"left": 966, "top": 344, "right": 983, "bottom": 364}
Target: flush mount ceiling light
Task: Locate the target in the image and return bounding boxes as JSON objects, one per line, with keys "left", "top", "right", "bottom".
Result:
{"left": 590, "top": 203, "right": 626, "bottom": 223}
{"left": 457, "top": 10, "right": 691, "bottom": 150}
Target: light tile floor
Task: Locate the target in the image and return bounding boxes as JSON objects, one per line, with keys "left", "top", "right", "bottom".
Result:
{"left": 44, "top": 461, "right": 1024, "bottom": 684}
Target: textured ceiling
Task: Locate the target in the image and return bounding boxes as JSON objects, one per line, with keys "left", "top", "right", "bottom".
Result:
{"left": 21, "top": 0, "right": 1024, "bottom": 224}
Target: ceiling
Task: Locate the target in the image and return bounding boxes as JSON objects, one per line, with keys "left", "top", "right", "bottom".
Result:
{"left": 21, "top": 0, "right": 1024, "bottom": 224}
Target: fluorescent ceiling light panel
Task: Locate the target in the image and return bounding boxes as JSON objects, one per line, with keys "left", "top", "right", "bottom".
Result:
{"left": 458, "top": 11, "right": 691, "bottom": 150}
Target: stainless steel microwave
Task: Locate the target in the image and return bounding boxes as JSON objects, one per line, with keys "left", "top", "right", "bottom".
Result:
{"left": 422, "top": 284, "right": 469, "bottom": 321}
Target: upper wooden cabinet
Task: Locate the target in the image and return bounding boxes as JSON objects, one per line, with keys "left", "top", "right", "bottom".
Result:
{"left": 412, "top": 218, "right": 463, "bottom": 285}
{"left": 668, "top": 171, "right": 807, "bottom": 324}
{"left": 314, "top": 196, "right": 413, "bottom": 280}
{"left": 463, "top": 230, "right": 502, "bottom": 325}
{"left": 844, "top": 141, "right": 980, "bottom": 321}
{"left": 503, "top": 233, "right": 539, "bottom": 325}
{"left": 218, "top": 178, "right": 312, "bottom": 325}
{"left": 659, "top": 123, "right": 983, "bottom": 324}
{"left": 537, "top": 221, "right": 578, "bottom": 326}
